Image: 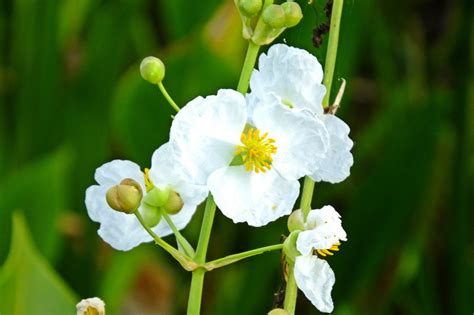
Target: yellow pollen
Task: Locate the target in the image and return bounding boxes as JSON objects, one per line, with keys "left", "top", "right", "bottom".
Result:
{"left": 144, "top": 168, "right": 154, "bottom": 192}
{"left": 235, "top": 128, "right": 277, "bottom": 173}
{"left": 316, "top": 242, "right": 341, "bottom": 257}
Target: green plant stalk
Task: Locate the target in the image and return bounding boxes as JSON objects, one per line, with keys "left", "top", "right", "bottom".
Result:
{"left": 158, "top": 81, "right": 180, "bottom": 112}
{"left": 203, "top": 244, "right": 283, "bottom": 271}
{"left": 186, "top": 39, "right": 260, "bottom": 315}
{"left": 134, "top": 211, "right": 196, "bottom": 271}
{"left": 160, "top": 208, "right": 195, "bottom": 257}
{"left": 284, "top": 0, "right": 344, "bottom": 313}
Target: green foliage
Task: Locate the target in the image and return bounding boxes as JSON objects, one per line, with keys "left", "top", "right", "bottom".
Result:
{"left": 0, "top": 213, "right": 77, "bottom": 315}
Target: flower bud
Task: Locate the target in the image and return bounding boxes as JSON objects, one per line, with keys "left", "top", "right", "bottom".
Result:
{"left": 283, "top": 231, "right": 300, "bottom": 266}
{"left": 268, "top": 309, "right": 289, "bottom": 315}
{"left": 143, "top": 186, "right": 170, "bottom": 207}
{"left": 282, "top": 2, "right": 303, "bottom": 27}
{"left": 140, "top": 56, "right": 165, "bottom": 84}
{"left": 106, "top": 179, "right": 143, "bottom": 214}
{"left": 141, "top": 203, "right": 162, "bottom": 227}
{"left": 262, "top": 5, "right": 286, "bottom": 29}
{"left": 163, "top": 191, "right": 184, "bottom": 214}
{"left": 76, "top": 297, "right": 105, "bottom": 315}
{"left": 238, "top": 0, "right": 263, "bottom": 17}
{"left": 287, "top": 209, "right": 305, "bottom": 232}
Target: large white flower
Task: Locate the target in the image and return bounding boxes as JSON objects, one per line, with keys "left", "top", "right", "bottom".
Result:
{"left": 293, "top": 206, "right": 347, "bottom": 313}
{"left": 296, "top": 205, "right": 347, "bottom": 256}
{"left": 169, "top": 89, "right": 329, "bottom": 226}
{"left": 249, "top": 43, "right": 354, "bottom": 184}
{"left": 85, "top": 144, "right": 207, "bottom": 251}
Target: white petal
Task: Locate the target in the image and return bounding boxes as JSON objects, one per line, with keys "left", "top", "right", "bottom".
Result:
{"left": 296, "top": 205, "right": 347, "bottom": 255}
{"left": 252, "top": 100, "right": 329, "bottom": 180}
{"left": 250, "top": 44, "right": 326, "bottom": 115}
{"left": 208, "top": 166, "right": 299, "bottom": 227}
{"left": 170, "top": 89, "right": 247, "bottom": 185}
{"left": 310, "top": 115, "right": 354, "bottom": 183}
{"left": 94, "top": 160, "right": 144, "bottom": 186}
{"left": 295, "top": 255, "right": 335, "bottom": 313}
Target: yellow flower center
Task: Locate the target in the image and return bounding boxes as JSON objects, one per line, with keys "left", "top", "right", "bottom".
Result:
{"left": 144, "top": 168, "right": 154, "bottom": 192}
{"left": 235, "top": 128, "right": 277, "bottom": 173}
{"left": 316, "top": 242, "right": 341, "bottom": 257}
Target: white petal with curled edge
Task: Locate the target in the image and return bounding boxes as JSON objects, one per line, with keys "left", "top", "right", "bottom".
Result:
{"left": 207, "top": 166, "right": 299, "bottom": 227}
{"left": 310, "top": 115, "right": 354, "bottom": 184}
{"left": 294, "top": 255, "right": 335, "bottom": 313}
{"left": 85, "top": 160, "right": 152, "bottom": 251}
{"left": 250, "top": 44, "right": 326, "bottom": 115}
{"left": 169, "top": 89, "right": 247, "bottom": 185}
{"left": 297, "top": 205, "right": 347, "bottom": 255}
{"left": 252, "top": 99, "right": 329, "bottom": 180}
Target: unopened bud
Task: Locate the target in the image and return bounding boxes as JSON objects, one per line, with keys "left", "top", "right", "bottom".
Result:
{"left": 287, "top": 209, "right": 305, "bottom": 232}
{"left": 282, "top": 2, "right": 303, "bottom": 27}
{"left": 163, "top": 191, "right": 184, "bottom": 214}
{"left": 238, "top": 0, "right": 263, "bottom": 17}
{"left": 140, "top": 56, "right": 165, "bottom": 84}
{"left": 76, "top": 297, "right": 105, "bottom": 315}
{"left": 143, "top": 186, "right": 170, "bottom": 207}
{"left": 106, "top": 179, "right": 143, "bottom": 214}
{"left": 268, "top": 309, "right": 289, "bottom": 315}
{"left": 262, "top": 5, "right": 286, "bottom": 29}
{"left": 283, "top": 231, "right": 300, "bottom": 266}
{"left": 141, "top": 203, "right": 162, "bottom": 227}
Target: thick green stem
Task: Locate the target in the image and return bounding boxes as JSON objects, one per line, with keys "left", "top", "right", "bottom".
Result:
{"left": 283, "top": 267, "right": 298, "bottom": 314}
{"left": 158, "top": 81, "right": 180, "bottom": 112}
{"left": 237, "top": 41, "right": 260, "bottom": 93}
{"left": 203, "top": 244, "right": 283, "bottom": 271}
{"left": 284, "top": 0, "right": 344, "bottom": 312}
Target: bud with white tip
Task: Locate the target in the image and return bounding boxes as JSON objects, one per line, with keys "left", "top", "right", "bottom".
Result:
{"left": 76, "top": 297, "right": 105, "bottom": 315}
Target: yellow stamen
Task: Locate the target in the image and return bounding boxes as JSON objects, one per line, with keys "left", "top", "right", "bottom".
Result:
{"left": 235, "top": 128, "right": 277, "bottom": 173}
{"left": 144, "top": 168, "right": 154, "bottom": 192}
{"left": 316, "top": 242, "right": 341, "bottom": 257}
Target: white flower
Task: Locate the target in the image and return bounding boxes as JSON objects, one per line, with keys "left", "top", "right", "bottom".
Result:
{"left": 294, "top": 255, "right": 335, "bottom": 313}
{"left": 85, "top": 144, "right": 207, "bottom": 251}
{"left": 76, "top": 297, "right": 105, "bottom": 315}
{"left": 293, "top": 206, "right": 347, "bottom": 313}
{"left": 249, "top": 43, "right": 354, "bottom": 184}
{"left": 169, "top": 89, "right": 329, "bottom": 226}
{"left": 296, "top": 205, "right": 347, "bottom": 256}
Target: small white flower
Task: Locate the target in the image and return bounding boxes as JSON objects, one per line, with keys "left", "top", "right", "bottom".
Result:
{"left": 249, "top": 43, "right": 354, "bottom": 184}
{"left": 296, "top": 205, "right": 347, "bottom": 256}
{"left": 76, "top": 297, "right": 105, "bottom": 315}
{"left": 294, "top": 255, "right": 335, "bottom": 313}
{"left": 85, "top": 144, "right": 207, "bottom": 251}
{"left": 170, "top": 89, "right": 329, "bottom": 226}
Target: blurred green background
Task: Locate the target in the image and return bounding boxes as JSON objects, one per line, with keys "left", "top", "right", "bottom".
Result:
{"left": 0, "top": 0, "right": 472, "bottom": 314}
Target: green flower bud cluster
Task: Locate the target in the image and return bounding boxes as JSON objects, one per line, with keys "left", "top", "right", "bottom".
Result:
{"left": 141, "top": 186, "right": 185, "bottom": 227}
{"left": 235, "top": 0, "right": 303, "bottom": 45}
{"left": 106, "top": 178, "right": 143, "bottom": 214}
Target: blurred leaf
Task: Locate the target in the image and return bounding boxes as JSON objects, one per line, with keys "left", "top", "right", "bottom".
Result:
{"left": 0, "top": 149, "right": 72, "bottom": 262}
{"left": 0, "top": 212, "right": 77, "bottom": 315}
{"left": 58, "top": 0, "right": 92, "bottom": 47}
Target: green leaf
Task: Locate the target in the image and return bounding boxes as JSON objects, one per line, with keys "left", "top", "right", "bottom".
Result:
{"left": 0, "top": 212, "right": 77, "bottom": 315}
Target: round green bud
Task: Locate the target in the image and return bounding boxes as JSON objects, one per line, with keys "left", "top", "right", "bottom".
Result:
{"left": 140, "top": 203, "right": 162, "bottom": 227}
{"left": 140, "top": 56, "right": 165, "bottom": 84}
{"left": 287, "top": 209, "right": 305, "bottom": 232}
{"left": 106, "top": 178, "right": 143, "bottom": 214}
{"left": 163, "top": 191, "right": 184, "bottom": 214}
{"left": 282, "top": 2, "right": 303, "bottom": 27}
{"left": 262, "top": 5, "right": 286, "bottom": 29}
{"left": 268, "top": 309, "right": 289, "bottom": 315}
{"left": 143, "top": 186, "right": 170, "bottom": 207}
{"left": 238, "top": 0, "right": 263, "bottom": 17}
{"left": 283, "top": 231, "right": 300, "bottom": 266}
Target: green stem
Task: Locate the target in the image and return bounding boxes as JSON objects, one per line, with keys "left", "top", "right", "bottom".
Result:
{"left": 203, "top": 244, "right": 283, "bottom": 271}
{"left": 158, "top": 81, "right": 180, "bottom": 112}
{"left": 237, "top": 41, "right": 260, "bottom": 93}
{"left": 283, "top": 0, "right": 344, "bottom": 312}
{"left": 321, "top": 0, "right": 344, "bottom": 108}
{"left": 134, "top": 211, "right": 196, "bottom": 271}
{"left": 160, "top": 208, "right": 196, "bottom": 257}
{"left": 186, "top": 39, "right": 261, "bottom": 315}
{"left": 283, "top": 267, "right": 298, "bottom": 314}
